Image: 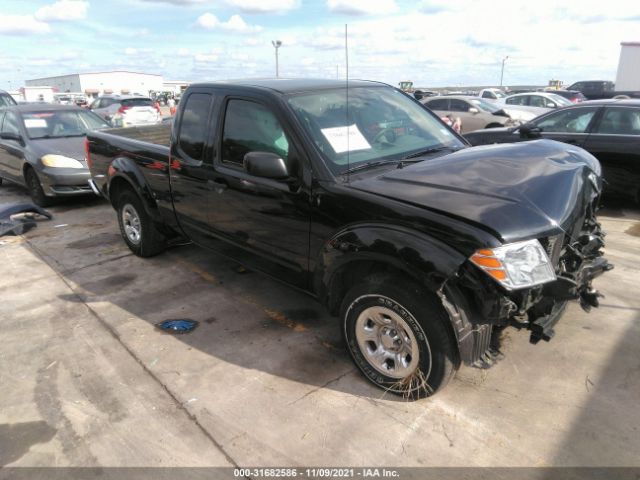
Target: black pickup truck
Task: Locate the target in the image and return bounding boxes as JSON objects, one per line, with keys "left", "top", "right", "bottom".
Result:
{"left": 87, "top": 79, "right": 612, "bottom": 398}
{"left": 566, "top": 80, "right": 640, "bottom": 100}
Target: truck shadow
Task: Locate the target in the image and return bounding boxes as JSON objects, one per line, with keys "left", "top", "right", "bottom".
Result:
{"left": 53, "top": 234, "right": 403, "bottom": 402}
{"left": 542, "top": 314, "right": 640, "bottom": 471}
{"left": 40, "top": 198, "right": 640, "bottom": 406}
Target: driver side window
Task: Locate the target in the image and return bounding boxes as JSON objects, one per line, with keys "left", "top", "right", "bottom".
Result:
{"left": 1, "top": 112, "right": 20, "bottom": 135}
{"left": 222, "top": 100, "right": 289, "bottom": 166}
{"left": 536, "top": 107, "right": 598, "bottom": 133}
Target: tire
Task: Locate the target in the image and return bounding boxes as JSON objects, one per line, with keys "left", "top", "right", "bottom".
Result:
{"left": 116, "top": 189, "right": 166, "bottom": 257}
{"left": 485, "top": 123, "right": 503, "bottom": 129}
{"left": 25, "top": 168, "right": 52, "bottom": 207}
{"left": 341, "top": 274, "right": 458, "bottom": 399}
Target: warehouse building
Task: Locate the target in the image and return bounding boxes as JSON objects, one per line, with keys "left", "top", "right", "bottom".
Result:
{"left": 25, "top": 71, "right": 164, "bottom": 99}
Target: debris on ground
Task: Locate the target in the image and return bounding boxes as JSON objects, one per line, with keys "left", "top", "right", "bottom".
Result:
{"left": 155, "top": 319, "right": 199, "bottom": 334}
{"left": 0, "top": 203, "right": 52, "bottom": 237}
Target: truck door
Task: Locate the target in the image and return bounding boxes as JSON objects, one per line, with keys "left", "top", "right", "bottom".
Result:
{"left": 168, "top": 89, "right": 218, "bottom": 245}
{"left": 206, "top": 96, "right": 311, "bottom": 288}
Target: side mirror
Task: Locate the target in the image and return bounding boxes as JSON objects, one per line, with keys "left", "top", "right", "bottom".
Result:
{"left": 548, "top": 103, "right": 556, "bottom": 108}
{"left": 468, "top": 107, "right": 479, "bottom": 114}
{"left": 0, "top": 132, "right": 23, "bottom": 144}
{"left": 244, "top": 151, "right": 289, "bottom": 180}
{"left": 519, "top": 123, "right": 542, "bottom": 138}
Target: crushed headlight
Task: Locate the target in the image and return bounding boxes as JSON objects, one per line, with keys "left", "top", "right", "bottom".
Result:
{"left": 470, "top": 239, "right": 556, "bottom": 290}
{"left": 41, "top": 154, "right": 84, "bottom": 169}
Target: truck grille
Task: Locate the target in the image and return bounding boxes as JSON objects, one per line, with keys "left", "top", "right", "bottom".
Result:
{"left": 538, "top": 234, "right": 564, "bottom": 269}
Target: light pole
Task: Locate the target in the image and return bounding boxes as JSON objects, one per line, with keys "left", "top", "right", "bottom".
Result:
{"left": 271, "top": 40, "right": 282, "bottom": 77}
{"left": 500, "top": 55, "right": 509, "bottom": 87}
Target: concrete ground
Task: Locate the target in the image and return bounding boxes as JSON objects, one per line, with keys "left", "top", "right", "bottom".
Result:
{"left": 1, "top": 181, "right": 639, "bottom": 468}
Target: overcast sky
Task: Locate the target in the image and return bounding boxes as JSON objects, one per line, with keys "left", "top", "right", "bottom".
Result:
{"left": 1, "top": 0, "right": 638, "bottom": 90}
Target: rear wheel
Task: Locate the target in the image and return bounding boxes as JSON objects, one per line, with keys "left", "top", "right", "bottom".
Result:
{"left": 116, "top": 189, "right": 166, "bottom": 257}
{"left": 25, "top": 168, "right": 52, "bottom": 207}
{"left": 341, "top": 274, "right": 458, "bottom": 399}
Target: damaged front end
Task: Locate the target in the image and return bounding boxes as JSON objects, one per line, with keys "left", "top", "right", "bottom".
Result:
{"left": 441, "top": 178, "right": 613, "bottom": 367}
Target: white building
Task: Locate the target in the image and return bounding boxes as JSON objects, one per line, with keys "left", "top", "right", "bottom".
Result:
{"left": 162, "top": 81, "right": 190, "bottom": 95}
{"left": 615, "top": 42, "right": 640, "bottom": 91}
{"left": 25, "top": 71, "right": 164, "bottom": 99}
{"left": 21, "top": 86, "right": 55, "bottom": 103}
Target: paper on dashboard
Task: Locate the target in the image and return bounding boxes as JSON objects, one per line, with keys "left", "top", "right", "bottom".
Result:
{"left": 320, "top": 124, "right": 372, "bottom": 154}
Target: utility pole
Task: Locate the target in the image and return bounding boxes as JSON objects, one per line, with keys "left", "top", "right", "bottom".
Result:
{"left": 500, "top": 55, "right": 509, "bottom": 87}
{"left": 271, "top": 40, "right": 282, "bottom": 77}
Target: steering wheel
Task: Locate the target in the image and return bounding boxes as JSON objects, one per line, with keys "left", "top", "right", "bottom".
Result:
{"left": 373, "top": 127, "right": 396, "bottom": 145}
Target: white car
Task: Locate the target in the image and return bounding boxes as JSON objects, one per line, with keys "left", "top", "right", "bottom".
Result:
{"left": 502, "top": 92, "right": 573, "bottom": 109}
{"left": 90, "top": 95, "right": 162, "bottom": 127}
{"left": 478, "top": 88, "right": 510, "bottom": 101}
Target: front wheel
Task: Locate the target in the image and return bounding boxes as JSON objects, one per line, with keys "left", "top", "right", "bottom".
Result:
{"left": 25, "top": 168, "right": 52, "bottom": 207}
{"left": 341, "top": 275, "right": 459, "bottom": 399}
{"left": 116, "top": 190, "right": 166, "bottom": 257}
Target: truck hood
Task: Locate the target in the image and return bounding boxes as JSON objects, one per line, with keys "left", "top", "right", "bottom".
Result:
{"left": 349, "top": 140, "right": 601, "bottom": 243}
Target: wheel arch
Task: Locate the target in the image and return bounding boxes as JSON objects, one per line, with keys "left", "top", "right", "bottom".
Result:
{"left": 314, "top": 223, "right": 466, "bottom": 315}
{"left": 107, "top": 157, "right": 162, "bottom": 223}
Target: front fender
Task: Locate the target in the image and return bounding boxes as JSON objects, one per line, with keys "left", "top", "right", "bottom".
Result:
{"left": 315, "top": 223, "right": 466, "bottom": 303}
{"left": 108, "top": 157, "right": 162, "bottom": 223}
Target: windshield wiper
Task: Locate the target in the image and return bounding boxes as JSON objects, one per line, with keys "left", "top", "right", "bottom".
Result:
{"left": 402, "top": 145, "right": 461, "bottom": 160}
{"left": 342, "top": 160, "right": 399, "bottom": 175}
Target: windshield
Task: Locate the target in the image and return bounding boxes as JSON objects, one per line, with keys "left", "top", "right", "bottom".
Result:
{"left": 121, "top": 98, "right": 153, "bottom": 107}
{"left": 22, "top": 109, "right": 110, "bottom": 139}
{"left": 287, "top": 86, "right": 464, "bottom": 175}
{"left": 469, "top": 98, "right": 501, "bottom": 113}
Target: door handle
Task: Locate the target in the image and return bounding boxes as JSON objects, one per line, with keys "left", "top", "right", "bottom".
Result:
{"left": 208, "top": 178, "right": 228, "bottom": 193}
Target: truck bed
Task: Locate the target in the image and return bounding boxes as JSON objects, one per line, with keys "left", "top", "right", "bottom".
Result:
{"left": 87, "top": 123, "right": 172, "bottom": 200}
{"left": 102, "top": 122, "right": 172, "bottom": 148}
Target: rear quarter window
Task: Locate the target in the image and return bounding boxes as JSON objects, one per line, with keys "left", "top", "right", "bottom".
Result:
{"left": 121, "top": 98, "right": 153, "bottom": 107}
{"left": 177, "top": 93, "right": 214, "bottom": 160}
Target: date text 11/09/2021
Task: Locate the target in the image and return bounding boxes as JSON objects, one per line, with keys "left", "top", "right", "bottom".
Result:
{"left": 234, "top": 468, "right": 399, "bottom": 478}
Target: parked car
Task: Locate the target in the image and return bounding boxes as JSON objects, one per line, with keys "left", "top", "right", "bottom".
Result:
{"left": 464, "top": 99, "right": 640, "bottom": 202}
{"left": 0, "top": 104, "right": 109, "bottom": 205}
{"left": 89, "top": 95, "right": 161, "bottom": 127}
{"left": 87, "top": 79, "right": 611, "bottom": 398}
{"left": 53, "top": 94, "right": 74, "bottom": 105}
{"left": 422, "top": 95, "right": 517, "bottom": 133}
{"left": 502, "top": 92, "right": 573, "bottom": 109}
{"left": 0, "top": 89, "right": 17, "bottom": 107}
{"left": 567, "top": 80, "right": 640, "bottom": 100}
{"left": 547, "top": 90, "right": 587, "bottom": 103}
{"left": 478, "top": 88, "right": 509, "bottom": 101}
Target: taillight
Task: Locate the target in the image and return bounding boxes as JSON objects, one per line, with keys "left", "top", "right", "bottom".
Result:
{"left": 118, "top": 105, "right": 131, "bottom": 114}
{"left": 84, "top": 137, "right": 92, "bottom": 169}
